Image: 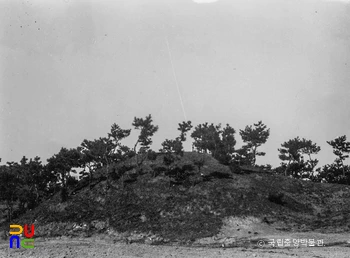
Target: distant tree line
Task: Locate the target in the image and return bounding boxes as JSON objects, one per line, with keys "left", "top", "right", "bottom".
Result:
{"left": 1, "top": 114, "right": 350, "bottom": 222}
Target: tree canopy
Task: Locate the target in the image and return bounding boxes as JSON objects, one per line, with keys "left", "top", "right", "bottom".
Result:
{"left": 237, "top": 121, "right": 270, "bottom": 166}
{"left": 278, "top": 137, "right": 321, "bottom": 178}
{"left": 191, "top": 123, "right": 236, "bottom": 165}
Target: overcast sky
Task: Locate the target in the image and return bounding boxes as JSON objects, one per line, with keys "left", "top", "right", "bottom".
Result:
{"left": 1, "top": 0, "right": 349, "bottom": 167}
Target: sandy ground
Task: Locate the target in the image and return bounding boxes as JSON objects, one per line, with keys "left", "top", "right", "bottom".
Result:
{"left": 2, "top": 216, "right": 349, "bottom": 257}
{"left": 1, "top": 237, "right": 350, "bottom": 258}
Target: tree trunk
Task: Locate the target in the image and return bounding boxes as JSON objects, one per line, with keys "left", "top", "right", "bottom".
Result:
{"left": 134, "top": 140, "right": 139, "bottom": 166}
{"left": 87, "top": 164, "right": 93, "bottom": 189}
{"left": 285, "top": 158, "right": 291, "bottom": 176}
{"left": 6, "top": 202, "right": 13, "bottom": 222}
{"left": 34, "top": 185, "right": 40, "bottom": 207}
{"left": 105, "top": 157, "right": 110, "bottom": 192}
{"left": 60, "top": 171, "right": 68, "bottom": 202}
{"left": 252, "top": 146, "right": 257, "bottom": 166}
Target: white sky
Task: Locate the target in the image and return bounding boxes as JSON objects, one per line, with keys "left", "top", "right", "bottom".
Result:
{"left": 1, "top": 0, "right": 349, "bottom": 167}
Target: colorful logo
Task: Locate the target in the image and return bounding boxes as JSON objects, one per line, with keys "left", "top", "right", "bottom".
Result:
{"left": 9, "top": 224, "right": 35, "bottom": 249}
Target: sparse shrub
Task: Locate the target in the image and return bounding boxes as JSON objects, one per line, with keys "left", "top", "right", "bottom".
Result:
{"left": 147, "top": 150, "right": 157, "bottom": 161}
{"left": 153, "top": 166, "right": 167, "bottom": 177}
{"left": 316, "top": 164, "right": 350, "bottom": 185}
{"left": 182, "top": 164, "right": 195, "bottom": 172}
{"left": 161, "top": 139, "right": 184, "bottom": 156}
{"left": 272, "top": 165, "right": 286, "bottom": 175}
{"left": 268, "top": 192, "right": 285, "bottom": 206}
{"left": 166, "top": 164, "right": 195, "bottom": 184}
{"left": 127, "top": 151, "right": 136, "bottom": 158}
{"left": 194, "top": 155, "right": 205, "bottom": 173}
{"left": 66, "top": 176, "right": 78, "bottom": 187}
{"left": 110, "top": 164, "right": 136, "bottom": 181}
{"left": 163, "top": 154, "right": 176, "bottom": 167}
{"left": 109, "top": 168, "right": 120, "bottom": 181}
{"left": 60, "top": 187, "right": 68, "bottom": 203}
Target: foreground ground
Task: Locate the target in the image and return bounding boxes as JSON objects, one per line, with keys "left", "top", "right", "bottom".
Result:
{"left": 1, "top": 233, "right": 350, "bottom": 258}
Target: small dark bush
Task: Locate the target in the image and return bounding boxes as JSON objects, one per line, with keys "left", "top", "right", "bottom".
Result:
{"left": 60, "top": 187, "right": 68, "bottom": 203}
{"left": 109, "top": 168, "right": 120, "bottom": 181}
{"left": 268, "top": 192, "right": 285, "bottom": 206}
{"left": 163, "top": 154, "right": 175, "bottom": 166}
{"left": 110, "top": 165, "right": 135, "bottom": 181}
{"left": 147, "top": 150, "right": 158, "bottom": 161}
{"left": 166, "top": 164, "right": 195, "bottom": 183}
{"left": 66, "top": 176, "right": 79, "bottom": 187}
{"left": 153, "top": 166, "right": 167, "bottom": 177}
{"left": 127, "top": 151, "right": 136, "bottom": 158}
{"left": 194, "top": 156, "right": 205, "bottom": 172}
{"left": 182, "top": 164, "right": 195, "bottom": 172}
{"left": 229, "top": 164, "right": 243, "bottom": 174}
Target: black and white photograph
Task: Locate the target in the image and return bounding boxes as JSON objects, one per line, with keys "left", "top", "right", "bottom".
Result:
{"left": 1, "top": 0, "right": 350, "bottom": 257}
